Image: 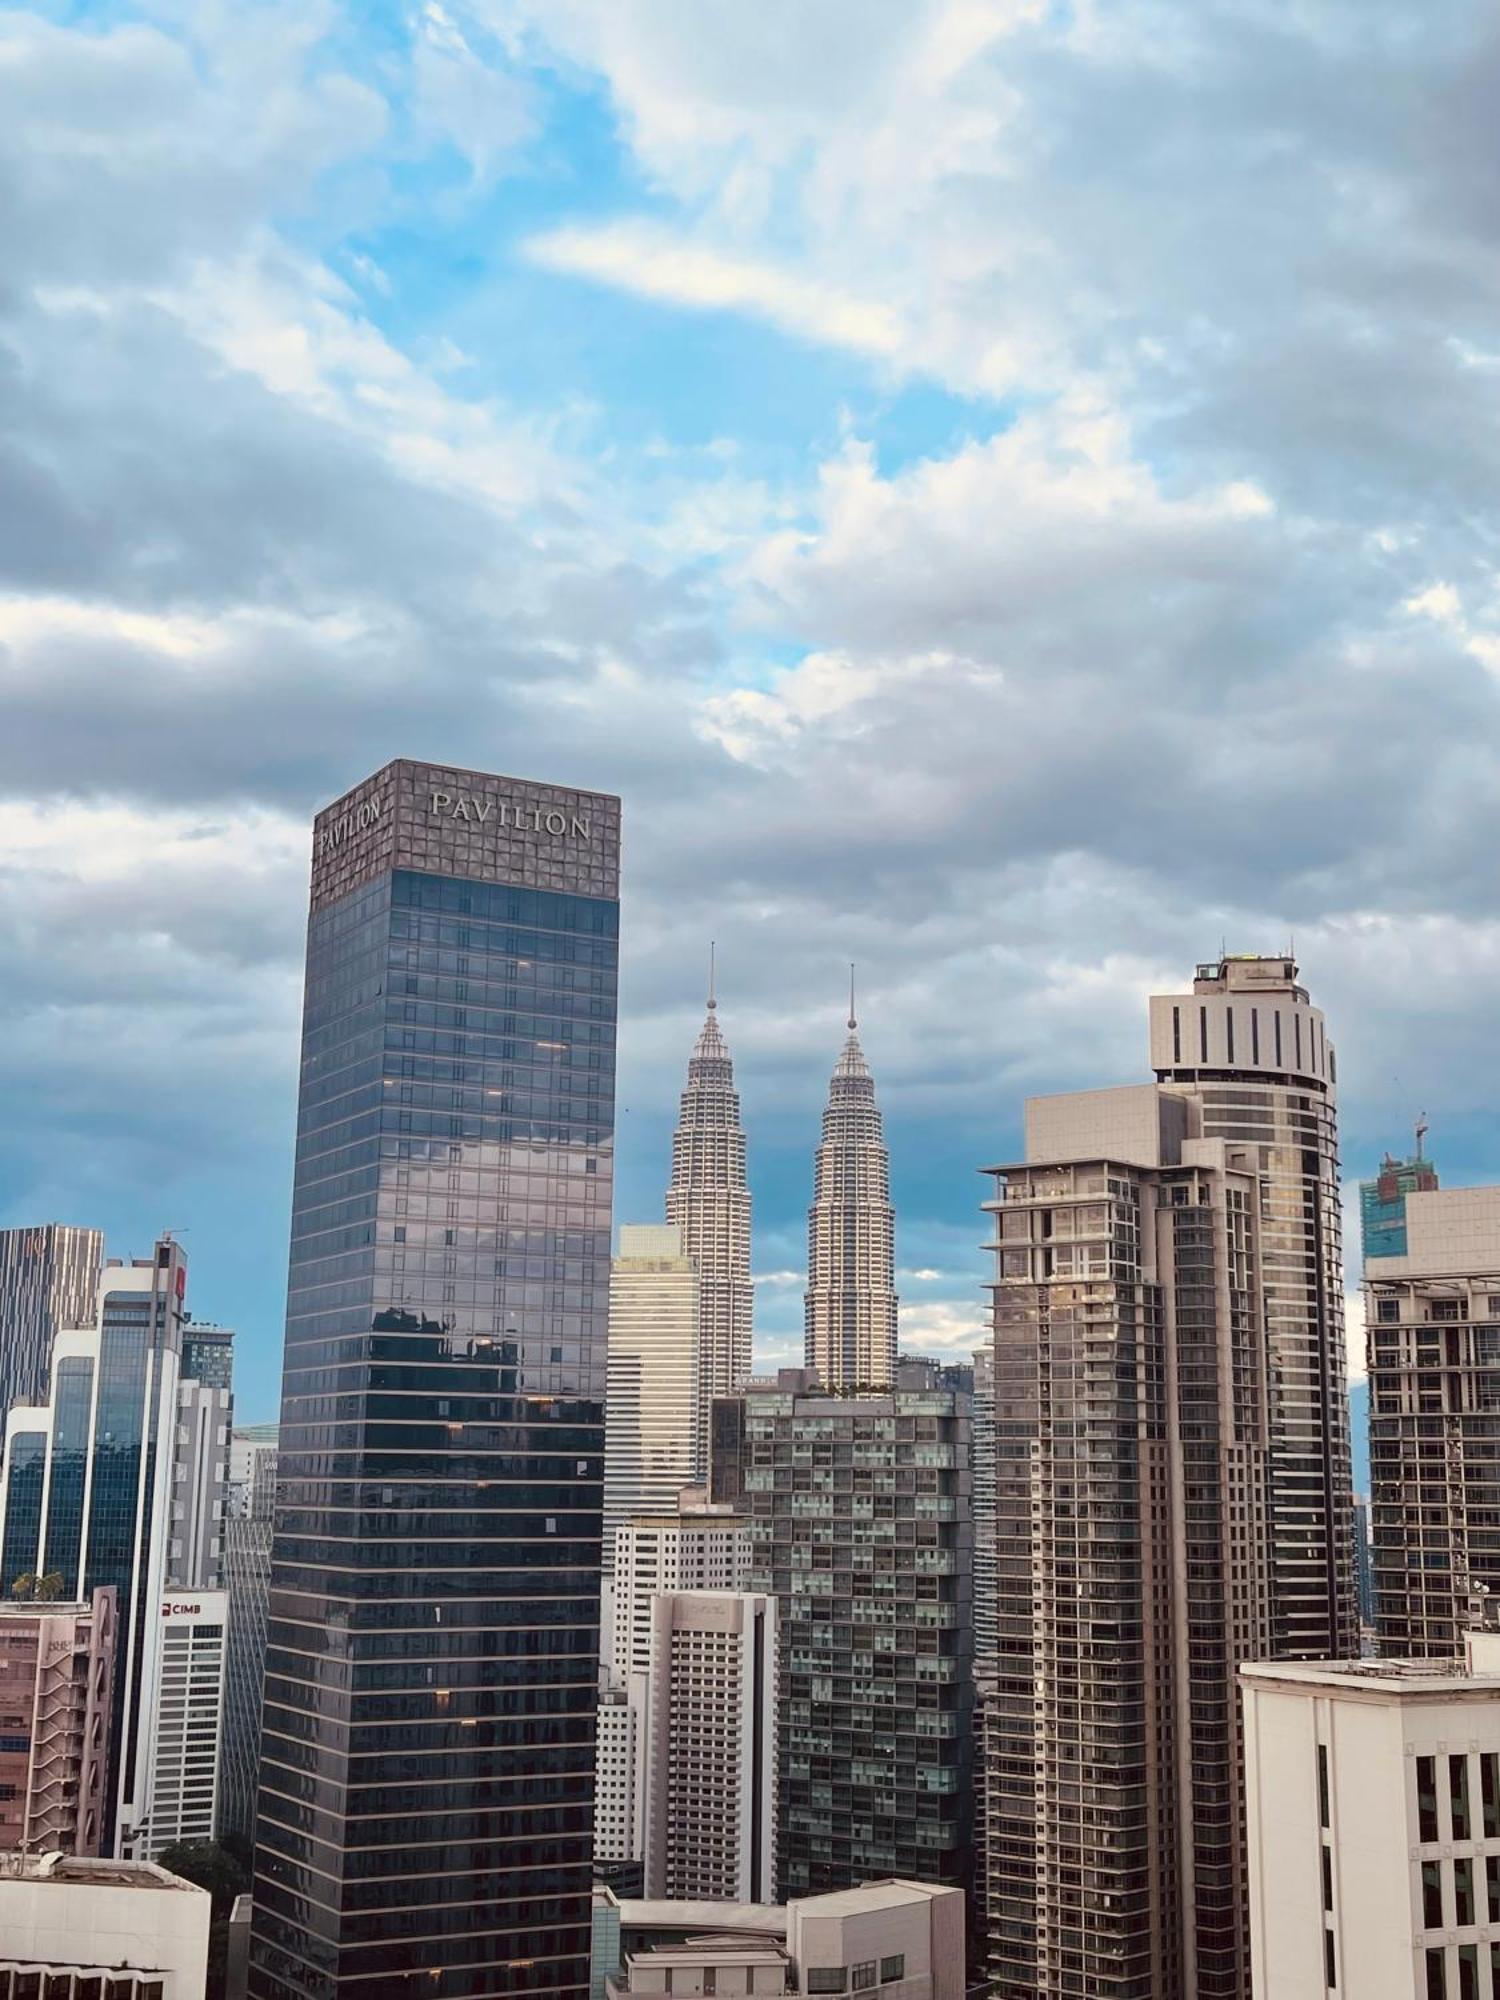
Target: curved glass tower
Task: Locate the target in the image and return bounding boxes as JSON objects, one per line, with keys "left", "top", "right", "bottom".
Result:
{"left": 666, "top": 966, "right": 752, "bottom": 1477}
{"left": 249, "top": 760, "right": 619, "bottom": 2000}
{"left": 804, "top": 994, "right": 898, "bottom": 1389}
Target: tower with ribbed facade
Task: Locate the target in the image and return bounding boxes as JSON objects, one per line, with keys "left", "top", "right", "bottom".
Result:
{"left": 804, "top": 980, "right": 898, "bottom": 1388}
{"left": 666, "top": 953, "right": 753, "bottom": 1480}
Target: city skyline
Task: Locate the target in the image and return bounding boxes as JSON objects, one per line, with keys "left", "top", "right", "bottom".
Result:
{"left": 5, "top": 5, "right": 1500, "bottom": 1455}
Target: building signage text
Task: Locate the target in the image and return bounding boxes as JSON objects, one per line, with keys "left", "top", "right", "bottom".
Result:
{"left": 429, "top": 791, "right": 591, "bottom": 841}
{"left": 317, "top": 795, "right": 385, "bottom": 861}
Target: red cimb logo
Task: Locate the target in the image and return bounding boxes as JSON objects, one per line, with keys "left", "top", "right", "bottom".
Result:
{"left": 163, "top": 1603, "right": 201, "bottom": 1617}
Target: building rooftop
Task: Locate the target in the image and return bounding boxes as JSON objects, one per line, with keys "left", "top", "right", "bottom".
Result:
{"left": 1241, "top": 1658, "right": 1500, "bottom": 1699}
{"left": 613, "top": 1898, "right": 787, "bottom": 1937}
{"left": 0, "top": 1854, "right": 206, "bottom": 1892}
{"left": 790, "top": 1878, "right": 962, "bottom": 1916}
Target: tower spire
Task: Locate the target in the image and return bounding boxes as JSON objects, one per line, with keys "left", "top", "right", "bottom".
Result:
{"left": 848, "top": 962, "right": 856, "bottom": 1032}
{"left": 708, "top": 939, "right": 717, "bottom": 1012}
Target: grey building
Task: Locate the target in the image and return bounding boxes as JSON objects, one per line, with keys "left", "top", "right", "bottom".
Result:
{"left": 181, "top": 1321, "right": 235, "bottom": 1392}
{"left": 1367, "top": 1185, "right": 1500, "bottom": 1659}
{"left": 0, "top": 1224, "right": 101, "bottom": 1417}
{"left": 983, "top": 1083, "right": 1275, "bottom": 2000}
{"left": 804, "top": 1002, "right": 899, "bottom": 1390}
{"left": 249, "top": 760, "right": 619, "bottom": 2000}
{"left": 1149, "top": 953, "right": 1356, "bottom": 1662}
{"left": 219, "top": 1433, "right": 278, "bottom": 1847}
{"left": 711, "top": 1367, "right": 972, "bottom": 1906}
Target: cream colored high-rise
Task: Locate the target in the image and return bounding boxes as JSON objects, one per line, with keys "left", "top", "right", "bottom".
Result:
{"left": 602, "top": 1225, "right": 698, "bottom": 1574}
{"left": 666, "top": 974, "right": 753, "bottom": 1478}
{"left": 804, "top": 1001, "right": 898, "bottom": 1388}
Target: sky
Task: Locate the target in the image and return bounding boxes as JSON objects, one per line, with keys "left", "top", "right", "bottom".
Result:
{"left": 2, "top": 2, "right": 1499, "bottom": 1445}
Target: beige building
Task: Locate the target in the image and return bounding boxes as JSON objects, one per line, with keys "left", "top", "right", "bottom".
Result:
{"left": 610, "top": 1496, "right": 748, "bottom": 1685}
{"left": 641, "top": 1591, "right": 777, "bottom": 1904}
{"left": 0, "top": 1851, "right": 211, "bottom": 1997}
{"left": 1367, "top": 1184, "right": 1500, "bottom": 1658}
{"left": 603, "top": 1225, "right": 700, "bottom": 1577}
{"left": 1242, "top": 1631, "right": 1500, "bottom": 2000}
{"left": 603, "top": 1879, "right": 964, "bottom": 2000}
{"left": 804, "top": 1005, "right": 898, "bottom": 1390}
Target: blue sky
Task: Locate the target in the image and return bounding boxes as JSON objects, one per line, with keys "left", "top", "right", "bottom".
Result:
{"left": 3, "top": 0, "right": 1500, "bottom": 1450}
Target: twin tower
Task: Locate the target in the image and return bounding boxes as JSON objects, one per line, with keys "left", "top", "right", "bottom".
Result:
{"left": 667, "top": 968, "right": 900, "bottom": 1467}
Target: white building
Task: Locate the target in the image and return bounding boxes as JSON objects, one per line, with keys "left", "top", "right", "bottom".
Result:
{"left": 602, "top": 1878, "right": 965, "bottom": 2000}
{"left": 611, "top": 1498, "right": 747, "bottom": 1686}
{"left": 603, "top": 1225, "right": 700, "bottom": 1576}
{"left": 665, "top": 975, "right": 753, "bottom": 1480}
{"left": 594, "top": 1685, "right": 642, "bottom": 1865}
{"left": 0, "top": 1851, "right": 211, "bottom": 1998}
{"left": 641, "top": 1591, "right": 777, "bottom": 1904}
{"left": 135, "top": 1591, "right": 227, "bottom": 1859}
{"left": 1242, "top": 1632, "right": 1500, "bottom": 2000}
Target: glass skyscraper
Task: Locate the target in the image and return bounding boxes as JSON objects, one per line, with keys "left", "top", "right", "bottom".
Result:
{"left": 1360, "top": 1144, "right": 1439, "bottom": 1261}
{"left": 249, "top": 760, "right": 620, "bottom": 2000}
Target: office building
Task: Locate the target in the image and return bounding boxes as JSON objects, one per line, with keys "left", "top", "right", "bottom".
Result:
{"left": 219, "top": 1434, "right": 277, "bottom": 1845}
{"left": 599, "top": 1879, "right": 964, "bottom": 2000}
{"left": 1361, "top": 1133, "right": 1440, "bottom": 1261}
{"left": 0, "top": 1224, "right": 101, "bottom": 1420}
{"left": 0, "top": 1588, "right": 115, "bottom": 1855}
{"left": 593, "top": 1687, "right": 642, "bottom": 1873}
{"left": 804, "top": 999, "right": 898, "bottom": 1389}
{"left": 666, "top": 969, "right": 753, "bottom": 1478}
{"left": 712, "top": 1368, "right": 972, "bottom": 1901}
{"left": 1241, "top": 1631, "right": 1500, "bottom": 2000}
{"left": 1367, "top": 1184, "right": 1500, "bottom": 1659}
{"left": 139, "top": 1591, "right": 226, "bottom": 1857}
{"left": 1151, "top": 954, "right": 1356, "bottom": 1661}
{"left": 0, "top": 1236, "right": 223, "bottom": 1857}
{"left": 983, "top": 1083, "right": 1273, "bottom": 1999}
{"left": 0, "top": 1851, "right": 211, "bottom": 1998}
{"left": 180, "top": 1321, "right": 235, "bottom": 1392}
{"left": 602, "top": 1225, "right": 699, "bottom": 1572}
{"left": 610, "top": 1495, "right": 748, "bottom": 1686}
{"left": 969, "top": 1345, "right": 996, "bottom": 1668}
{"left": 641, "top": 1590, "right": 777, "bottom": 1903}
{"left": 249, "top": 760, "right": 620, "bottom": 2000}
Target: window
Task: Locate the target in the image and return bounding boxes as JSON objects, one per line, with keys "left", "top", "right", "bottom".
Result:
{"left": 1424, "top": 1861, "right": 1443, "bottom": 1929}
{"left": 1483, "top": 1754, "right": 1498, "bottom": 1837}
{"left": 1459, "top": 1945, "right": 1478, "bottom": 2000}
{"left": 1324, "top": 1928, "right": 1337, "bottom": 1991}
{"left": 1377, "top": 1297, "right": 1400, "bottom": 1323}
{"left": 1433, "top": 1300, "right": 1461, "bottom": 1323}
{"left": 807, "top": 1975, "right": 847, "bottom": 1995}
{"left": 1322, "top": 1846, "right": 1333, "bottom": 1912}
{"left": 1318, "top": 1743, "right": 1330, "bottom": 1828}
{"left": 1453, "top": 1755, "right": 1472, "bottom": 1840}
{"left": 1488, "top": 1856, "right": 1499, "bottom": 1925}
{"left": 1455, "top": 1857, "right": 1475, "bottom": 1926}
{"left": 852, "top": 1965, "right": 877, "bottom": 1992}
{"left": 880, "top": 1961, "right": 905, "bottom": 1985}
{"left": 1419, "top": 1757, "right": 1439, "bottom": 1841}
{"left": 1428, "top": 1950, "right": 1447, "bottom": 2000}
{"left": 703, "top": 1974, "right": 717, "bottom": 1996}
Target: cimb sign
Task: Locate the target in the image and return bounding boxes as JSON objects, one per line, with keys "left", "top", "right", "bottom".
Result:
{"left": 429, "top": 790, "right": 591, "bottom": 841}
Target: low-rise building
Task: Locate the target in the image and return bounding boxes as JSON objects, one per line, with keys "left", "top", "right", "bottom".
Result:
{"left": 0, "top": 1850, "right": 211, "bottom": 1997}
{"left": 1242, "top": 1630, "right": 1500, "bottom": 1999}
{"left": 0, "top": 1588, "right": 115, "bottom": 1855}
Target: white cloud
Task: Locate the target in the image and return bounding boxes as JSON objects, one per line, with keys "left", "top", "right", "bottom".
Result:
{"left": 525, "top": 223, "right": 906, "bottom": 361}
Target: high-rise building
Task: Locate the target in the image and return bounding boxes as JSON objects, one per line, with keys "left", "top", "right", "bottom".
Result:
{"left": 219, "top": 1432, "right": 277, "bottom": 1846}
{"left": 712, "top": 1367, "right": 972, "bottom": 1903}
{"left": 803, "top": 999, "right": 898, "bottom": 1390}
{"left": 0, "top": 1588, "right": 115, "bottom": 1855}
{"left": 0, "top": 1224, "right": 101, "bottom": 1417}
{"left": 1367, "top": 1184, "right": 1500, "bottom": 1659}
{"left": 0, "top": 1236, "right": 223, "bottom": 1857}
{"left": 640, "top": 1590, "right": 777, "bottom": 1903}
{"left": 141, "top": 1589, "right": 227, "bottom": 1857}
{"left": 1361, "top": 1135, "right": 1440, "bottom": 1261}
{"left": 666, "top": 970, "right": 753, "bottom": 1478}
{"left": 180, "top": 1321, "right": 235, "bottom": 1392}
{"left": 969, "top": 1345, "right": 996, "bottom": 1669}
{"left": 983, "top": 1083, "right": 1274, "bottom": 2000}
{"left": 593, "top": 1687, "right": 642, "bottom": 1876}
{"left": 249, "top": 760, "right": 619, "bottom": 2000}
{"left": 609, "top": 1495, "right": 748, "bottom": 1687}
{"left": 602, "top": 1225, "right": 699, "bottom": 1574}
{"left": 1241, "top": 1631, "right": 1500, "bottom": 2000}
{"left": 1150, "top": 955, "right": 1355, "bottom": 1661}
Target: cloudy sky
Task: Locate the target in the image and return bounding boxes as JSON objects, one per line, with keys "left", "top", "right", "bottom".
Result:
{"left": 3, "top": 1, "right": 1498, "bottom": 1440}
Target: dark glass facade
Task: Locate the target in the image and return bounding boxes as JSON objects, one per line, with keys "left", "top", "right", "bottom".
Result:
{"left": 181, "top": 1323, "right": 236, "bottom": 1390}
{"left": 0, "top": 1434, "right": 45, "bottom": 1591}
{"left": 250, "top": 760, "right": 619, "bottom": 2000}
{"left": 44, "top": 1354, "right": 95, "bottom": 1586}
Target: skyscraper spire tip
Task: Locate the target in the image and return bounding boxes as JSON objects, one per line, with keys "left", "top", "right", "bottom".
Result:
{"left": 848, "top": 962, "right": 856, "bottom": 1032}
{"left": 708, "top": 939, "right": 717, "bottom": 1011}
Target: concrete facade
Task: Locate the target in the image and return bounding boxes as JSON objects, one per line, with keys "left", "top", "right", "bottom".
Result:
{"left": 0, "top": 1589, "right": 115, "bottom": 1855}
{"left": 0, "top": 1851, "right": 211, "bottom": 1997}
{"left": 603, "top": 1225, "right": 700, "bottom": 1575}
{"left": 1242, "top": 1644, "right": 1500, "bottom": 2000}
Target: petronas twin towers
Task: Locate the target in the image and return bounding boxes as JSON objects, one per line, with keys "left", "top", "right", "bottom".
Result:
{"left": 665, "top": 961, "right": 899, "bottom": 1414}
